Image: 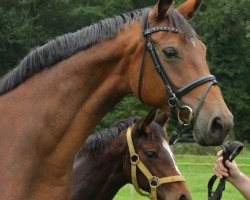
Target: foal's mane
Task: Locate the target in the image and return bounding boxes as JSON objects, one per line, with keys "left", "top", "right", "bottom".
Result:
{"left": 0, "top": 7, "right": 195, "bottom": 95}
{"left": 76, "top": 117, "right": 140, "bottom": 159}
{"left": 76, "top": 116, "right": 167, "bottom": 159}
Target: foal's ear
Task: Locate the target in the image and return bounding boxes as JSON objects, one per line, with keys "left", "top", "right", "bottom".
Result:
{"left": 154, "top": 113, "right": 168, "bottom": 127}
{"left": 138, "top": 108, "right": 157, "bottom": 132}
{"left": 152, "top": 0, "right": 173, "bottom": 20}
{"left": 177, "top": 0, "right": 203, "bottom": 20}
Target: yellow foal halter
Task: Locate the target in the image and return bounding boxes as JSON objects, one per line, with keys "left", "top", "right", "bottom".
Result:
{"left": 126, "top": 126, "right": 185, "bottom": 200}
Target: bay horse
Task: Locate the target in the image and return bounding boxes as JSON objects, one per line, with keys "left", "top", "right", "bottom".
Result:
{"left": 0, "top": 0, "right": 233, "bottom": 199}
{"left": 72, "top": 109, "right": 190, "bottom": 200}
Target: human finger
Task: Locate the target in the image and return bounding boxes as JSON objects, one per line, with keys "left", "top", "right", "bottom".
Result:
{"left": 225, "top": 160, "right": 238, "bottom": 170}
{"left": 215, "top": 158, "right": 228, "bottom": 173}
{"left": 217, "top": 150, "right": 223, "bottom": 157}
{"left": 214, "top": 165, "right": 228, "bottom": 178}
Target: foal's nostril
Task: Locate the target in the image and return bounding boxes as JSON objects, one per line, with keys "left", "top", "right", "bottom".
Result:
{"left": 179, "top": 194, "right": 188, "bottom": 200}
{"left": 211, "top": 117, "right": 224, "bottom": 134}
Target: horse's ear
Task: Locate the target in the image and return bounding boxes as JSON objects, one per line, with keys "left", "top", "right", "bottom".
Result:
{"left": 139, "top": 108, "right": 157, "bottom": 132}
{"left": 152, "top": 0, "right": 173, "bottom": 20}
{"left": 177, "top": 0, "right": 203, "bottom": 20}
{"left": 154, "top": 113, "right": 168, "bottom": 127}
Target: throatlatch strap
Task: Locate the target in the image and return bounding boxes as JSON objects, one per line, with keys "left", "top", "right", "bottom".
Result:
{"left": 131, "top": 163, "right": 149, "bottom": 197}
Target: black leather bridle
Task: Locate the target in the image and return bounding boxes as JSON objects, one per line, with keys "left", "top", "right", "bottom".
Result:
{"left": 138, "top": 17, "right": 218, "bottom": 144}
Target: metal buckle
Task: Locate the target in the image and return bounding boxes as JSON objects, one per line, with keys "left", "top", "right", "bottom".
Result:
{"left": 168, "top": 94, "right": 177, "bottom": 107}
{"left": 177, "top": 105, "right": 194, "bottom": 125}
{"left": 149, "top": 176, "right": 160, "bottom": 188}
{"left": 130, "top": 153, "right": 139, "bottom": 165}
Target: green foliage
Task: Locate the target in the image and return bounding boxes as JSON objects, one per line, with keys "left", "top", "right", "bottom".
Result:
{"left": 68, "top": 0, "right": 134, "bottom": 30}
{"left": 193, "top": 0, "right": 250, "bottom": 141}
{"left": 95, "top": 95, "right": 150, "bottom": 131}
{"left": 0, "top": 1, "right": 42, "bottom": 71}
{"left": 0, "top": 0, "right": 249, "bottom": 141}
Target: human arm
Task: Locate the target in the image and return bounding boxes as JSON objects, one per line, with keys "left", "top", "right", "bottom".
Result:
{"left": 214, "top": 151, "right": 250, "bottom": 200}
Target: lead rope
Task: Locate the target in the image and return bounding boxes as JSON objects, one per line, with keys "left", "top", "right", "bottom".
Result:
{"left": 208, "top": 141, "right": 244, "bottom": 200}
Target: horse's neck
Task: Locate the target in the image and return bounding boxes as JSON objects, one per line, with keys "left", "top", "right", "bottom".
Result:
{"left": 0, "top": 22, "right": 141, "bottom": 200}
{"left": 97, "top": 172, "right": 127, "bottom": 200}
{"left": 72, "top": 153, "right": 127, "bottom": 200}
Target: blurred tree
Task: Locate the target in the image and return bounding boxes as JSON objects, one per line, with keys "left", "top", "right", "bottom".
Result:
{"left": 0, "top": 1, "right": 42, "bottom": 72}
{"left": 193, "top": 0, "right": 250, "bottom": 141}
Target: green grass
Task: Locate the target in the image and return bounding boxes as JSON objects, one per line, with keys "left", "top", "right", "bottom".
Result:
{"left": 114, "top": 148, "right": 250, "bottom": 200}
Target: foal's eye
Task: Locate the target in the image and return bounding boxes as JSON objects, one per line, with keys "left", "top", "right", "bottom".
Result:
{"left": 162, "top": 47, "right": 179, "bottom": 59}
{"left": 145, "top": 151, "right": 158, "bottom": 159}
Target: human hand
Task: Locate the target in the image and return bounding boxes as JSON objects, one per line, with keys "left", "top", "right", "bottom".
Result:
{"left": 213, "top": 150, "right": 241, "bottom": 182}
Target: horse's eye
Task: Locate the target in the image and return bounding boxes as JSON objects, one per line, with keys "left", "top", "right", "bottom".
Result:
{"left": 145, "top": 151, "right": 157, "bottom": 159}
{"left": 162, "top": 48, "right": 179, "bottom": 59}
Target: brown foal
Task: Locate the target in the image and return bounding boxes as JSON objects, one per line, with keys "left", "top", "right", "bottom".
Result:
{"left": 72, "top": 110, "right": 191, "bottom": 200}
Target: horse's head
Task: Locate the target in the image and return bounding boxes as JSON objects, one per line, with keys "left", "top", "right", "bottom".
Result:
{"left": 124, "top": 109, "right": 191, "bottom": 200}
{"left": 129, "top": 0, "right": 233, "bottom": 146}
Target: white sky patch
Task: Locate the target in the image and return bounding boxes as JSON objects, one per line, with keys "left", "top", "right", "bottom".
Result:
{"left": 162, "top": 140, "right": 182, "bottom": 175}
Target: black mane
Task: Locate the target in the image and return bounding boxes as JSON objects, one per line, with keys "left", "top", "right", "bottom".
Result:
{"left": 0, "top": 7, "right": 195, "bottom": 95}
{"left": 76, "top": 117, "right": 140, "bottom": 159}
{"left": 76, "top": 115, "right": 168, "bottom": 159}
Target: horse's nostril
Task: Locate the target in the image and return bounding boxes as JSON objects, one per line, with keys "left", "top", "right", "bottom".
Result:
{"left": 179, "top": 194, "right": 188, "bottom": 200}
{"left": 211, "top": 117, "right": 224, "bottom": 134}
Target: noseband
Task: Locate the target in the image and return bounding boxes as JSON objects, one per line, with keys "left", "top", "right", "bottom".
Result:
{"left": 138, "top": 17, "right": 218, "bottom": 144}
{"left": 126, "top": 126, "right": 185, "bottom": 200}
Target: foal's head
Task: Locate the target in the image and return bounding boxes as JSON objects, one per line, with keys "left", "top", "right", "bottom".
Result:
{"left": 123, "top": 109, "right": 191, "bottom": 200}
{"left": 129, "top": 0, "right": 233, "bottom": 146}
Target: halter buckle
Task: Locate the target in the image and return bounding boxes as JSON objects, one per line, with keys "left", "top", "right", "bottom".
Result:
{"left": 130, "top": 153, "right": 139, "bottom": 165}
{"left": 149, "top": 176, "right": 160, "bottom": 188}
